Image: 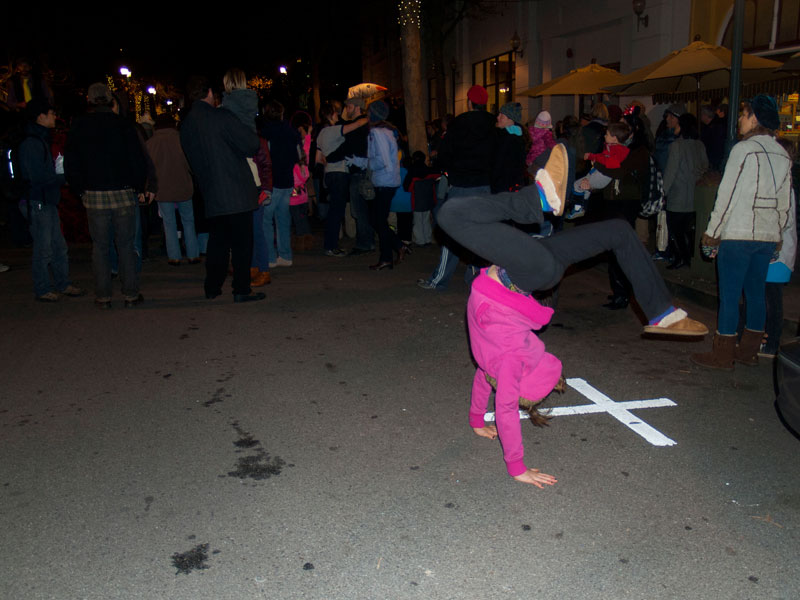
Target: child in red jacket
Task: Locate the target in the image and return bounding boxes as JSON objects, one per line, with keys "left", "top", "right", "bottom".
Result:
{"left": 567, "top": 120, "right": 631, "bottom": 220}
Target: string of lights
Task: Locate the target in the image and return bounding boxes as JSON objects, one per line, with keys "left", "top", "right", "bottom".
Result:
{"left": 397, "top": 0, "right": 422, "bottom": 29}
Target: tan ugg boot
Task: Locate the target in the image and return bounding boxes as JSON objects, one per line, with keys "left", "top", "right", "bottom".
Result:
{"left": 735, "top": 329, "right": 763, "bottom": 366}
{"left": 690, "top": 333, "right": 736, "bottom": 370}
{"left": 534, "top": 143, "right": 568, "bottom": 216}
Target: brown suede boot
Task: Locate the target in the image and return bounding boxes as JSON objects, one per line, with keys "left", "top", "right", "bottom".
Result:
{"left": 735, "top": 329, "right": 763, "bottom": 366}
{"left": 691, "top": 333, "right": 736, "bottom": 370}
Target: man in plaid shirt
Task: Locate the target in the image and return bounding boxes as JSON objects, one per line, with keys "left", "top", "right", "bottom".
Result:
{"left": 65, "top": 83, "right": 148, "bottom": 309}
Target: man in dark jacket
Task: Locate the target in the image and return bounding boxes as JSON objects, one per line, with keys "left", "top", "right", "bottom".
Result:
{"left": 180, "top": 75, "right": 263, "bottom": 302}
{"left": 65, "top": 83, "right": 148, "bottom": 309}
{"left": 20, "top": 98, "right": 85, "bottom": 301}
{"left": 418, "top": 85, "right": 496, "bottom": 290}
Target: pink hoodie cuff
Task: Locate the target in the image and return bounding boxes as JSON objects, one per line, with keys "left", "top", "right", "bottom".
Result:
{"left": 469, "top": 414, "right": 487, "bottom": 429}
{"left": 506, "top": 459, "right": 527, "bottom": 478}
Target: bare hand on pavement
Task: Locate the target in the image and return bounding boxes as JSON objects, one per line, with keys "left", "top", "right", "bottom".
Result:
{"left": 513, "top": 468, "right": 557, "bottom": 488}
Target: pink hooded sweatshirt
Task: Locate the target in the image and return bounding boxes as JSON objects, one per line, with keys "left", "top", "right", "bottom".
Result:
{"left": 467, "top": 269, "right": 563, "bottom": 477}
{"left": 526, "top": 126, "right": 556, "bottom": 166}
{"left": 290, "top": 133, "right": 312, "bottom": 207}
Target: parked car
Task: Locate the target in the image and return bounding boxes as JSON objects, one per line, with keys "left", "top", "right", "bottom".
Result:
{"left": 777, "top": 337, "right": 800, "bottom": 436}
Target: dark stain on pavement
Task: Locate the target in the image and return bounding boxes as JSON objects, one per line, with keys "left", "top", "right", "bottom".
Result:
{"left": 227, "top": 422, "right": 286, "bottom": 480}
{"left": 204, "top": 388, "right": 225, "bottom": 407}
{"left": 179, "top": 334, "right": 189, "bottom": 340}
{"left": 172, "top": 543, "right": 212, "bottom": 575}
{"left": 144, "top": 496, "right": 154, "bottom": 512}
{"left": 325, "top": 362, "right": 336, "bottom": 372}
{"left": 234, "top": 435, "right": 259, "bottom": 449}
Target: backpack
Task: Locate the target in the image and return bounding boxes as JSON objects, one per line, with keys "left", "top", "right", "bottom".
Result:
{"left": 639, "top": 154, "right": 665, "bottom": 217}
{"left": 1, "top": 130, "right": 32, "bottom": 205}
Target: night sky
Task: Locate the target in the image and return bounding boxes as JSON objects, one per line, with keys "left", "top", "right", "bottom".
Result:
{"left": 5, "top": 7, "right": 364, "bottom": 95}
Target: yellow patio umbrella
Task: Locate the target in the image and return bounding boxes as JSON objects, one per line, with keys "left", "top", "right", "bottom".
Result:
{"left": 777, "top": 52, "right": 800, "bottom": 75}
{"left": 517, "top": 63, "right": 624, "bottom": 97}
{"left": 603, "top": 41, "right": 781, "bottom": 96}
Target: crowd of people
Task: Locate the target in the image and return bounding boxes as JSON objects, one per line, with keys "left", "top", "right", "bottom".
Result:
{"left": 2, "top": 67, "right": 796, "bottom": 487}
{"left": 427, "top": 89, "right": 793, "bottom": 486}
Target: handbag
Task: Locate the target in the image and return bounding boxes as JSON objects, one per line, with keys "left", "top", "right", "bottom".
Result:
{"left": 656, "top": 209, "right": 669, "bottom": 252}
{"left": 639, "top": 155, "right": 665, "bottom": 217}
{"left": 358, "top": 170, "right": 376, "bottom": 201}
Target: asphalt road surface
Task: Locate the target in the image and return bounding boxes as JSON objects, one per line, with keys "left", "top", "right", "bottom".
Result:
{"left": 1, "top": 243, "right": 797, "bottom": 600}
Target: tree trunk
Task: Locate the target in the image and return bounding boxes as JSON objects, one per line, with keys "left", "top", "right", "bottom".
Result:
{"left": 400, "top": 17, "right": 428, "bottom": 156}
{"left": 312, "top": 59, "right": 321, "bottom": 123}
{"left": 432, "top": 38, "right": 448, "bottom": 119}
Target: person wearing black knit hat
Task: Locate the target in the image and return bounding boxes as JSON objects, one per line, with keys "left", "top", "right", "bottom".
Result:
{"left": 692, "top": 95, "right": 793, "bottom": 370}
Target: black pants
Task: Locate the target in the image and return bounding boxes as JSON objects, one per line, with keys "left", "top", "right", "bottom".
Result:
{"left": 205, "top": 211, "right": 254, "bottom": 297}
{"left": 666, "top": 210, "right": 695, "bottom": 264}
{"left": 436, "top": 187, "right": 673, "bottom": 321}
{"left": 369, "top": 186, "right": 401, "bottom": 263}
{"left": 604, "top": 200, "right": 639, "bottom": 301}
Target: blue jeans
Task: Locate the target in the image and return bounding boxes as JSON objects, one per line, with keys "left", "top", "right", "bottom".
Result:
{"left": 427, "top": 185, "right": 490, "bottom": 288}
{"left": 324, "top": 172, "right": 350, "bottom": 251}
{"left": 87, "top": 204, "right": 138, "bottom": 299}
{"left": 29, "top": 202, "right": 71, "bottom": 296}
{"left": 159, "top": 200, "right": 198, "bottom": 261}
{"left": 251, "top": 205, "right": 270, "bottom": 271}
{"left": 717, "top": 240, "right": 775, "bottom": 334}
{"left": 349, "top": 171, "right": 375, "bottom": 250}
{"left": 263, "top": 187, "right": 292, "bottom": 263}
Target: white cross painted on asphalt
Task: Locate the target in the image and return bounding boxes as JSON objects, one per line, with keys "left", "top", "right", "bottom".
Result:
{"left": 484, "top": 377, "right": 677, "bottom": 446}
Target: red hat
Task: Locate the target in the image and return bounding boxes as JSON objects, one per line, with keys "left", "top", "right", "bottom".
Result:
{"left": 467, "top": 85, "right": 488, "bottom": 106}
